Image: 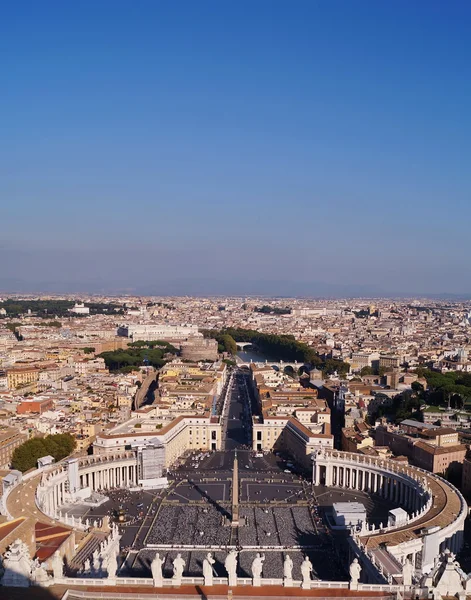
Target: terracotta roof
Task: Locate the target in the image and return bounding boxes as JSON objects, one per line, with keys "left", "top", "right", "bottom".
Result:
{"left": 35, "top": 521, "right": 72, "bottom": 562}
{"left": 0, "top": 517, "right": 27, "bottom": 542}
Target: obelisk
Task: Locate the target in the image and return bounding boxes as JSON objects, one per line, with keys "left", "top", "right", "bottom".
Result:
{"left": 231, "top": 450, "right": 239, "bottom": 527}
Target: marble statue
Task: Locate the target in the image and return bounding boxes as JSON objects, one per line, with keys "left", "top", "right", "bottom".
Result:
{"left": 225, "top": 550, "right": 238, "bottom": 587}
{"left": 402, "top": 558, "right": 413, "bottom": 587}
{"left": 151, "top": 553, "right": 164, "bottom": 587}
{"left": 203, "top": 552, "right": 215, "bottom": 586}
{"left": 31, "top": 558, "right": 50, "bottom": 585}
{"left": 283, "top": 554, "right": 293, "bottom": 586}
{"left": 251, "top": 553, "right": 265, "bottom": 586}
{"left": 102, "top": 515, "right": 110, "bottom": 531}
{"left": 84, "top": 558, "right": 91, "bottom": 572}
{"left": 92, "top": 549, "right": 101, "bottom": 573}
{"left": 301, "top": 555, "right": 313, "bottom": 589}
{"left": 106, "top": 551, "right": 118, "bottom": 579}
{"left": 1, "top": 539, "right": 33, "bottom": 587}
{"left": 349, "top": 557, "right": 361, "bottom": 590}
{"left": 172, "top": 553, "right": 186, "bottom": 585}
{"left": 52, "top": 550, "right": 64, "bottom": 581}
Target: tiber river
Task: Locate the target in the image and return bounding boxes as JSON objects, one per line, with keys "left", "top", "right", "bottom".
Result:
{"left": 236, "top": 349, "right": 281, "bottom": 363}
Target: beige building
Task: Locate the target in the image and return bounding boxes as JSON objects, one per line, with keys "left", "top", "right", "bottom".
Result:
{"left": 375, "top": 425, "right": 466, "bottom": 474}
{"left": 93, "top": 414, "right": 222, "bottom": 467}
{"left": 379, "top": 354, "right": 403, "bottom": 369}
{"left": 180, "top": 338, "right": 218, "bottom": 361}
{"left": 6, "top": 367, "right": 40, "bottom": 390}
{"left": 0, "top": 427, "right": 28, "bottom": 469}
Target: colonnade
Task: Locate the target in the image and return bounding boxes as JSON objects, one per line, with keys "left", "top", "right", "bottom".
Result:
{"left": 318, "top": 462, "right": 424, "bottom": 513}
{"left": 312, "top": 449, "right": 468, "bottom": 577}
{"left": 36, "top": 453, "right": 139, "bottom": 522}
{"left": 78, "top": 463, "right": 138, "bottom": 491}
{"left": 40, "top": 475, "right": 69, "bottom": 516}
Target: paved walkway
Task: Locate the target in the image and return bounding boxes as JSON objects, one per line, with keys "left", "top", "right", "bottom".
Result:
{"left": 6, "top": 473, "right": 51, "bottom": 522}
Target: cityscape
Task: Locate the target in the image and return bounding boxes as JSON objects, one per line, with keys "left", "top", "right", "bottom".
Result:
{"left": 0, "top": 295, "right": 471, "bottom": 599}
{"left": 2, "top": 1, "right": 471, "bottom": 599}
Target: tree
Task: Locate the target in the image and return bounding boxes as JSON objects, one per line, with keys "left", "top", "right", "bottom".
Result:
{"left": 411, "top": 381, "right": 424, "bottom": 394}
{"left": 360, "top": 366, "right": 373, "bottom": 376}
{"left": 11, "top": 433, "right": 76, "bottom": 472}
{"left": 220, "top": 334, "right": 237, "bottom": 355}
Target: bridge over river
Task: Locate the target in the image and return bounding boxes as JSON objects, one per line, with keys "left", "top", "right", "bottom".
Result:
{"left": 235, "top": 356, "right": 310, "bottom": 372}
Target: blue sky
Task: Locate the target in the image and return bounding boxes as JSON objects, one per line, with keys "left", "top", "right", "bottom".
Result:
{"left": 1, "top": 1, "right": 470, "bottom": 296}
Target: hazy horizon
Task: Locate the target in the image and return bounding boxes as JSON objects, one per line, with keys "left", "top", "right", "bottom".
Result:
{"left": 2, "top": 277, "right": 471, "bottom": 301}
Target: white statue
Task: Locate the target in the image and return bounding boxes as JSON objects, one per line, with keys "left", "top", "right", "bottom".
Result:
{"left": 172, "top": 553, "right": 185, "bottom": 585}
{"left": 31, "top": 558, "right": 50, "bottom": 585}
{"left": 151, "top": 553, "right": 164, "bottom": 587}
{"left": 225, "top": 550, "right": 238, "bottom": 587}
{"left": 402, "top": 558, "right": 413, "bottom": 587}
{"left": 301, "top": 555, "right": 313, "bottom": 589}
{"left": 52, "top": 550, "right": 64, "bottom": 580}
{"left": 349, "top": 557, "right": 361, "bottom": 590}
{"left": 106, "top": 552, "right": 118, "bottom": 579}
{"left": 203, "top": 552, "right": 215, "bottom": 586}
{"left": 92, "top": 549, "right": 101, "bottom": 573}
{"left": 84, "top": 558, "right": 91, "bottom": 572}
{"left": 252, "top": 553, "right": 265, "bottom": 586}
{"left": 283, "top": 554, "right": 293, "bottom": 586}
{"left": 1, "top": 539, "right": 33, "bottom": 587}
{"left": 283, "top": 554, "right": 293, "bottom": 580}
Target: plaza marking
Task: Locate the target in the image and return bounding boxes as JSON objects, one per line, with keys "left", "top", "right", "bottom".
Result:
{"left": 243, "top": 482, "right": 304, "bottom": 504}
{"left": 167, "top": 482, "right": 228, "bottom": 503}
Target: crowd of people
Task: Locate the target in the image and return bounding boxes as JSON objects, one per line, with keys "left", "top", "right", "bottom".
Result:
{"left": 238, "top": 506, "right": 322, "bottom": 548}
{"left": 146, "top": 504, "right": 231, "bottom": 546}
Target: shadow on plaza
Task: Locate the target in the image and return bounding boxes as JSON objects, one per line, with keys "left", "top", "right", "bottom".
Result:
{"left": 188, "top": 479, "right": 231, "bottom": 521}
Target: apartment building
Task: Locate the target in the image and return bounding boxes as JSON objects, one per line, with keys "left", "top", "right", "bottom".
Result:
{"left": 341, "top": 421, "right": 374, "bottom": 453}
{"left": 250, "top": 363, "right": 333, "bottom": 467}
{"left": 375, "top": 423, "right": 466, "bottom": 474}
{"left": 0, "top": 427, "right": 28, "bottom": 469}
{"left": 6, "top": 367, "right": 40, "bottom": 390}
{"left": 17, "top": 397, "right": 55, "bottom": 415}
{"left": 461, "top": 452, "right": 471, "bottom": 498}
